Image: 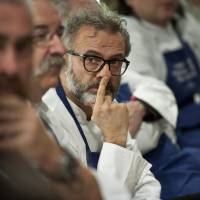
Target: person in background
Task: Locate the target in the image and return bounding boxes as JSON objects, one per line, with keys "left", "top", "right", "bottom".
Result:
{"left": 181, "top": 0, "right": 200, "bottom": 21}
{"left": 115, "top": 0, "right": 200, "bottom": 148}
{"left": 101, "top": 0, "right": 200, "bottom": 199}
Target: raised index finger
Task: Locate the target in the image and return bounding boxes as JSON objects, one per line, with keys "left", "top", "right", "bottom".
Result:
{"left": 95, "top": 76, "right": 110, "bottom": 106}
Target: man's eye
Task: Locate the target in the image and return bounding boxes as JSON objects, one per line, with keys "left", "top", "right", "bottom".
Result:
{"left": 56, "top": 28, "right": 64, "bottom": 38}
{"left": 0, "top": 35, "right": 7, "bottom": 50}
{"left": 34, "top": 34, "right": 46, "bottom": 41}
{"left": 110, "top": 60, "right": 123, "bottom": 66}
{"left": 87, "top": 56, "right": 102, "bottom": 64}
{"left": 33, "top": 32, "right": 48, "bottom": 43}
{"left": 0, "top": 39, "right": 6, "bottom": 50}
{"left": 15, "top": 37, "right": 33, "bottom": 54}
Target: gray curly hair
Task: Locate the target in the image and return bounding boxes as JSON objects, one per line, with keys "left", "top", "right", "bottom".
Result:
{"left": 64, "top": 4, "right": 131, "bottom": 57}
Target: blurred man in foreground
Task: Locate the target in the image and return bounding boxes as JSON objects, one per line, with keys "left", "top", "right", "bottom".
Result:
{"left": 0, "top": 0, "right": 130, "bottom": 199}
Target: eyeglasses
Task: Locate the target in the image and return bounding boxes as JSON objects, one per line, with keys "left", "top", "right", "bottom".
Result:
{"left": 32, "top": 26, "right": 64, "bottom": 47}
{"left": 66, "top": 50, "right": 130, "bottom": 76}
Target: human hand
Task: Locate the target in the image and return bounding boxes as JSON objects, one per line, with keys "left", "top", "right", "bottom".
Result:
{"left": 91, "top": 76, "right": 128, "bottom": 147}
{"left": 0, "top": 94, "right": 103, "bottom": 200}
{"left": 0, "top": 94, "right": 64, "bottom": 173}
{"left": 126, "top": 100, "right": 146, "bottom": 137}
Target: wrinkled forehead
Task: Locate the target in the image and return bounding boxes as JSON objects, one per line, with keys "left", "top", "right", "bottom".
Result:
{"left": 73, "top": 25, "right": 126, "bottom": 57}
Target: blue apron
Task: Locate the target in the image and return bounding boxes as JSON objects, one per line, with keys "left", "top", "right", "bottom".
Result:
{"left": 144, "top": 134, "right": 200, "bottom": 199}
{"left": 164, "top": 26, "right": 200, "bottom": 128}
{"left": 56, "top": 83, "right": 100, "bottom": 169}
{"left": 116, "top": 83, "right": 132, "bottom": 102}
{"left": 117, "top": 82, "right": 200, "bottom": 199}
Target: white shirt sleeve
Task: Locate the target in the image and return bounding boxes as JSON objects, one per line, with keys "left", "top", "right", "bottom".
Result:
{"left": 97, "top": 139, "right": 161, "bottom": 199}
{"left": 121, "top": 70, "right": 178, "bottom": 153}
{"left": 92, "top": 170, "right": 131, "bottom": 200}
{"left": 121, "top": 70, "right": 178, "bottom": 127}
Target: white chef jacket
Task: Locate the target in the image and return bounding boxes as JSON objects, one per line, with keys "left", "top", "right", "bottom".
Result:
{"left": 123, "top": 13, "right": 200, "bottom": 82}
{"left": 119, "top": 12, "right": 200, "bottom": 151}
{"left": 40, "top": 107, "right": 131, "bottom": 200}
{"left": 120, "top": 70, "right": 178, "bottom": 153}
{"left": 39, "top": 88, "right": 161, "bottom": 199}
{"left": 181, "top": 0, "right": 200, "bottom": 22}
{"left": 92, "top": 170, "right": 131, "bottom": 200}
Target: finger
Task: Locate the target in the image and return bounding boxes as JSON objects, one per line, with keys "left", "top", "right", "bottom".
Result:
{"left": 0, "top": 124, "right": 20, "bottom": 141}
{"left": 0, "top": 111, "right": 22, "bottom": 122}
{"left": 0, "top": 95, "right": 25, "bottom": 111}
{"left": 104, "top": 95, "right": 112, "bottom": 105}
{"left": 0, "top": 94, "right": 23, "bottom": 102}
{"left": 95, "top": 76, "right": 110, "bottom": 106}
{"left": 0, "top": 121, "right": 22, "bottom": 133}
{"left": 0, "top": 137, "right": 20, "bottom": 151}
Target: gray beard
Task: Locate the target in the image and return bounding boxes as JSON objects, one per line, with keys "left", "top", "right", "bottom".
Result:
{"left": 64, "top": 57, "right": 120, "bottom": 105}
{"left": 64, "top": 62, "right": 96, "bottom": 104}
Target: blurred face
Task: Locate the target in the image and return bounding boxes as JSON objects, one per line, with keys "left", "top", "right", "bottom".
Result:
{"left": 31, "top": 0, "right": 65, "bottom": 96}
{"left": 126, "top": 0, "right": 179, "bottom": 26}
{"left": 64, "top": 25, "right": 126, "bottom": 106}
{"left": 0, "top": 3, "right": 33, "bottom": 98}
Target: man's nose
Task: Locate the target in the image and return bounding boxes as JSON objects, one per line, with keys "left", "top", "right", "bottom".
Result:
{"left": 96, "top": 63, "right": 112, "bottom": 78}
{"left": 48, "top": 34, "right": 66, "bottom": 55}
{"left": 0, "top": 47, "right": 18, "bottom": 75}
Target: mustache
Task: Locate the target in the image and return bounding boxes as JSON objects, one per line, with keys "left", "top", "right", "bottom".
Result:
{"left": 48, "top": 54, "right": 65, "bottom": 67}
{"left": 34, "top": 54, "right": 65, "bottom": 76}
{"left": 0, "top": 74, "right": 28, "bottom": 98}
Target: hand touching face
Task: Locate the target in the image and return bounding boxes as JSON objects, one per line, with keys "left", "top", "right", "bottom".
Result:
{"left": 91, "top": 76, "right": 129, "bottom": 147}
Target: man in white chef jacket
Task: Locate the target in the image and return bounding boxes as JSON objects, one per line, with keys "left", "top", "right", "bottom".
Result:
{"left": 40, "top": 3, "right": 161, "bottom": 199}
